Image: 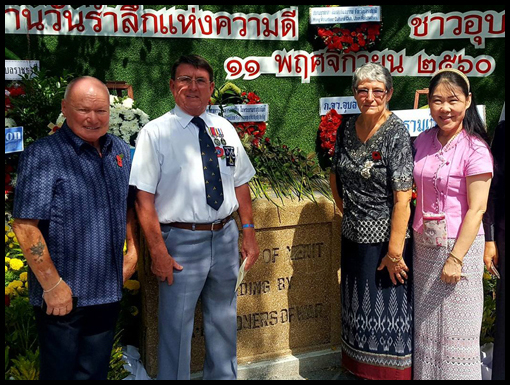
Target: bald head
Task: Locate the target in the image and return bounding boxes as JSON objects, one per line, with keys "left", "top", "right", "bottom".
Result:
{"left": 64, "top": 76, "right": 110, "bottom": 101}
{"left": 61, "top": 77, "right": 111, "bottom": 150}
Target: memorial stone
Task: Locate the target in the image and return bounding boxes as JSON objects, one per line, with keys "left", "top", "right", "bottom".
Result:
{"left": 138, "top": 194, "right": 342, "bottom": 377}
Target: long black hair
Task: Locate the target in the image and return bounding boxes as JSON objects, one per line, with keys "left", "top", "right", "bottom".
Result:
{"left": 429, "top": 70, "right": 491, "bottom": 146}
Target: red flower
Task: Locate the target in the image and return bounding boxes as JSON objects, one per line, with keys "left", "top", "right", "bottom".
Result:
{"left": 246, "top": 92, "right": 261, "bottom": 105}
{"left": 372, "top": 151, "right": 382, "bottom": 161}
{"left": 317, "top": 21, "right": 381, "bottom": 54}
{"left": 319, "top": 109, "right": 342, "bottom": 157}
{"left": 116, "top": 154, "right": 124, "bottom": 168}
{"left": 5, "top": 295, "right": 10, "bottom": 307}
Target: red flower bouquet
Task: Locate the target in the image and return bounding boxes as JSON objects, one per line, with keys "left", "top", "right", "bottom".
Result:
{"left": 319, "top": 109, "right": 343, "bottom": 158}
{"left": 318, "top": 23, "right": 381, "bottom": 54}
{"left": 317, "top": 5, "right": 382, "bottom": 56}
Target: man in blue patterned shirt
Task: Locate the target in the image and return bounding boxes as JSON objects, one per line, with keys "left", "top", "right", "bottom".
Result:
{"left": 12, "top": 77, "right": 138, "bottom": 381}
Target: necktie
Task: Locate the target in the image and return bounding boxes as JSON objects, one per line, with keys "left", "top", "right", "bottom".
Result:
{"left": 192, "top": 116, "right": 224, "bottom": 211}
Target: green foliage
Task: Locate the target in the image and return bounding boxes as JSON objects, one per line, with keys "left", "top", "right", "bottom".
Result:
{"left": 108, "top": 332, "right": 130, "bottom": 381}
{"left": 4, "top": 297, "right": 38, "bottom": 362}
{"left": 9, "top": 69, "right": 73, "bottom": 145}
{"left": 481, "top": 270, "right": 498, "bottom": 345}
{"left": 8, "top": 350, "right": 40, "bottom": 381}
{"left": 247, "top": 137, "right": 331, "bottom": 205}
{"left": 5, "top": 47, "right": 20, "bottom": 60}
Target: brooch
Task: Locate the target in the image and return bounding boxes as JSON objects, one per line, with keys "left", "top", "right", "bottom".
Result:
{"left": 116, "top": 154, "right": 124, "bottom": 168}
{"left": 361, "top": 160, "right": 375, "bottom": 179}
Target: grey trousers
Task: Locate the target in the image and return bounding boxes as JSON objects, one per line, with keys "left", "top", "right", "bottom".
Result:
{"left": 157, "top": 219, "right": 239, "bottom": 380}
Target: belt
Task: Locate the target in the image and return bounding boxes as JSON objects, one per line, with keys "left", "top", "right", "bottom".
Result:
{"left": 162, "top": 216, "right": 234, "bottom": 232}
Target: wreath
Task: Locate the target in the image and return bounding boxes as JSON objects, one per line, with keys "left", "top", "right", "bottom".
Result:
{"left": 316, "top": 6, "right": 382, "bottom": 54}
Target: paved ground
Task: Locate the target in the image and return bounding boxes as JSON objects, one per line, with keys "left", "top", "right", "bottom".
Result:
{"left": 295, "top": 367, "right": 361, "bottom": 381}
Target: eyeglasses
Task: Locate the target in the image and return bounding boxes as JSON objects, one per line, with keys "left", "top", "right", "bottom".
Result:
{"left": 356, "top": 88, "right": 388, "bottom": 100}
{"left": 175, "top": 76, "right": 211, "bottom": 88}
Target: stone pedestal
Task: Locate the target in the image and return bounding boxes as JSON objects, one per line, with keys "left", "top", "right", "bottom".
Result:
{"left": 138, "top": 194, "right": 342, "bottom": 378}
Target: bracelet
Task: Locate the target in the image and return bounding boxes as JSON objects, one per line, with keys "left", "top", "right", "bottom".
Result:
{"left": 448, "top": 253, "right": 464, "bottom": 267}
{"left": 386, "top": 254, "right": 403, "bottom": 263}
{"left": 43, "top": 278, "right": 63, "bottom": 294}
{"left": 242, "top": 224, "right": 255, "bottom": 229}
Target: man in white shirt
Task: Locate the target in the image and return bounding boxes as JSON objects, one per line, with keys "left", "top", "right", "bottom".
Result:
{"left": 130, "top": 55, "right": 259, "bottom": 380}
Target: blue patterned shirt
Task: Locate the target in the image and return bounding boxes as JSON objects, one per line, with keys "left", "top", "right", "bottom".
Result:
{"left": 13, "top": 122, "right": 131, "bottom": 307}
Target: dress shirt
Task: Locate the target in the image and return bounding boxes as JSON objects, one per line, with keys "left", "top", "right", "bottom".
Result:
{"left": 13, "top": 123, "right": 132, "bottom": 307}
{"left": 130, "top": 106, "right": 256, "bottom": 224}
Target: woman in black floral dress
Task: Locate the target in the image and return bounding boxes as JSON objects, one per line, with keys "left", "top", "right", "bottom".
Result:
{"left": 330, "top": 63, "right": 414, "bottom": 380}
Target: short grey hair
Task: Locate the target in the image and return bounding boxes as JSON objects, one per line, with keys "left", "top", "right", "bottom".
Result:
{"left": 352, "top": 63, "right": 393, "bottom": 91}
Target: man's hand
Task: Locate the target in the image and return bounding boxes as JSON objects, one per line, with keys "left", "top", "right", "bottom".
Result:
{"left": 135, "top": 191, "right": 184, "bottom": 285}
{"left": 151, "top": 254, "right": 183, "bottom": 286}
{"left": 240, "top": 229, "right": 259, "bottom": 272}
{"left": 123, "top": 248, "right": 138, "bottom": 284}
{"left": 42, "top": 279, "right": 74, "bottom": 316}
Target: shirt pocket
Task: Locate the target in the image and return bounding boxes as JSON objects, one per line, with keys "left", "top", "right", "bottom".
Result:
{"left": 448, "top": 171, "right": 467, "bottom": 197}
{"left": 219, "top": 156, "right": 235, "bottom": 197}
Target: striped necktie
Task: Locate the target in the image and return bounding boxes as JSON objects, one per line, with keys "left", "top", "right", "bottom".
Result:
{"left": 192, "top": 116, "right": 224, "bottom": 211}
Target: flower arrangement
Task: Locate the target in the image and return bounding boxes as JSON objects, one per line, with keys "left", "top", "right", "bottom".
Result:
{"left": 5, "top": 222, "right": 29, "bottom": 304}
{"left": 109, "top": 96, "right": 150, "bottom": 146}
{"left": 211, "top": 82, "right": 331, "bottom": 204}
{"left": 318, "top": 109, "right": 342, "bottom": 159}
{"left": 316, "top": 6, "right": 382, "bottom": 54}
{"left": 5, "top": 83, "right": 25, "bottom": 112}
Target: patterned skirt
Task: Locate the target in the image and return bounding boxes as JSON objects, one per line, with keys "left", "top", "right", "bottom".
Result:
{"left": 341, "top": 237, "right": 413, "bottom": 380}
{"left": 413, "top": 232, "right": 485, "bottom": 380}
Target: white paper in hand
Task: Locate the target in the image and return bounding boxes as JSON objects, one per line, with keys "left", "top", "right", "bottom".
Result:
{"left": 235, "top": 259, "right": 248, "bottom": 293}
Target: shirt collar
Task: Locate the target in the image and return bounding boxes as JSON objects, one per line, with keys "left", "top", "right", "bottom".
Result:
{"left": 60, "top": 121, "right": 112, "bottom": 155}
{"left": 173, "top": 105, "right": 211, "bottom": 130}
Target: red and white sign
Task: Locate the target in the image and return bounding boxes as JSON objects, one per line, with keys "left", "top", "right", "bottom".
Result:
{"left": 4, "top": 5, "right": 299, "bottom": 41}
{"left": 225, "top": 48, "right": 496, "bottom": 84}
{"left": 408, "top": 10, "right": 505, "bottom": 48}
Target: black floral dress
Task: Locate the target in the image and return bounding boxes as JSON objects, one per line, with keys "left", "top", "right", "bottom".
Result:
{"left": 332, "top": 113, "right": 414, "bottom": 380}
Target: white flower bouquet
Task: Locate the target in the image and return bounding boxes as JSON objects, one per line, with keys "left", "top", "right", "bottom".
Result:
{"left": 109, "top": 96, "right": 150, "bottom": 145}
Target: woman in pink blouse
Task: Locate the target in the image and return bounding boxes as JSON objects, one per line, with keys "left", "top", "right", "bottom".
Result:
{"left": 413, "top": 68, "right": 493, "bottom": 380}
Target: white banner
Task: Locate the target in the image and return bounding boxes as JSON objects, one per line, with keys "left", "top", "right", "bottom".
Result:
{"left": 5, "top": 60, "right": 39, "bottom": 80}
{"left": 207, "top": 104, "right": 269, "bottom": 123}
{"left": 320, "top": 97, "right": 360, "bottom": 116}
{"left": 5, "top": 5, "right": 298, "bottom": 41}
{"left": 310, "top": 6, "right": 382, "bottom": 25}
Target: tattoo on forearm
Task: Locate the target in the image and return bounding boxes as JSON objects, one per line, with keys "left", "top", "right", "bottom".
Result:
{"left": 30, "top": 238, "right": 46, "bottom": 264}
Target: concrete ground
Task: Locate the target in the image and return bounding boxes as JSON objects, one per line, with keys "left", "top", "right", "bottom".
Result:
{"left": 191, "top": 349, "right": 361, "bottom": 381}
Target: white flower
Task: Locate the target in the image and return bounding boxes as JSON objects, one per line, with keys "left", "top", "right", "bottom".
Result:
{"left": 107, "top": 97, "right": 150, "bottom": 145}
{"left": 122, "top": 98, "right": 135, "bottom": 109}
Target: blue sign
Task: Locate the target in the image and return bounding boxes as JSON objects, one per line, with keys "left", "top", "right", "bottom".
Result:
{"left": 5, "top": 126, "right": 24, "bottom": 154}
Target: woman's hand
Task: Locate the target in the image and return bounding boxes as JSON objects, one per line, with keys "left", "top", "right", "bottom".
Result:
{"left": 441, "top": 257, "right": 463, "bottom": 285}
{"left": 378, "top": 255, "right": 410, "bottom": 286}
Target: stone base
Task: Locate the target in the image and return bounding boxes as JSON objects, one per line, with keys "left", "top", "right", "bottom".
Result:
{"left": 191, "top": 349, "right": 342, "bottom": 381}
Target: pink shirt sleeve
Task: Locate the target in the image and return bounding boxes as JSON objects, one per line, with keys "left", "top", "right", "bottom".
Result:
{"left": 464, "top": 138, "right": 494, "bottom": 177}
